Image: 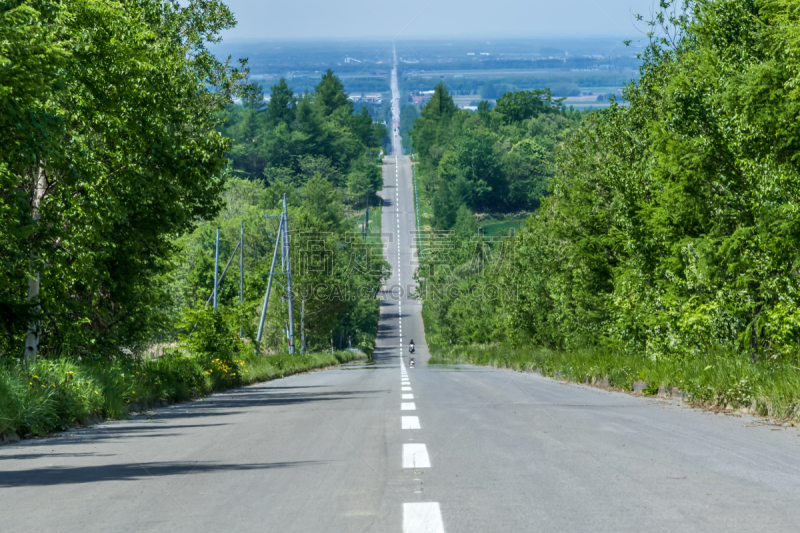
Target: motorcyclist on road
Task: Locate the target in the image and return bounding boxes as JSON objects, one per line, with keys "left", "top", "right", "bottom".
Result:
{"left": 409, "top": 339, "right": 415, "bottom": 353}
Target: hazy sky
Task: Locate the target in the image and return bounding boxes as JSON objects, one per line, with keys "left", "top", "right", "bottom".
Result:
{"left": 220, "top": 0, "right": 658, "bottom": 41}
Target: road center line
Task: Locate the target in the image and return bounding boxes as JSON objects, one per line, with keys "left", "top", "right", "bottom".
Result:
{"left": 402, "top": 416, "right": 421, "bottom": 429}
{"left": 402, "top": 443, "right": 431, "bottom": 468}
{"left": 403, "top": 503, "right": 444, "bottom": 533}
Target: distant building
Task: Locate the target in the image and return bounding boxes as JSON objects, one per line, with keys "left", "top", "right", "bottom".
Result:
{"left": 348, "top": 92, "right": 384, "bottom": 104}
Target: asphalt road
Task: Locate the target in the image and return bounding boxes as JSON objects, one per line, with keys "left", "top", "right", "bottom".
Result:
{"left": 2, "top": 53, "right": 800, "bottom": 533}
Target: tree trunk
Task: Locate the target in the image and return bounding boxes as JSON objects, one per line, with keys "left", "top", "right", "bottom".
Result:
{"left": 300, "top": 296, "right": 308, "bottom": 353}
{"left": 24, "top": 166, "right": 47, "bottom": 364}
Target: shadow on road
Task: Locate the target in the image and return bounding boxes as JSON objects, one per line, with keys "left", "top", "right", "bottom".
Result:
{"left": 0, "top": 460, "right": 323, "bottom": 487}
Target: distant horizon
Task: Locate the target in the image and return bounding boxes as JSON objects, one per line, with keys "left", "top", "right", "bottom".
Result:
{"left": 218, "top": 0, "right": 656, "bottom": 42}
{"left": 217, "top": 35, "right": 639, "bottom": 43}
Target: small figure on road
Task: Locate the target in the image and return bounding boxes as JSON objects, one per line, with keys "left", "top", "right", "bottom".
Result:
{"left": 409, "top": 339, "right": 415, "bottom": 354}
{"left": 410, "top": 358, "right": 415, "bottom": 368}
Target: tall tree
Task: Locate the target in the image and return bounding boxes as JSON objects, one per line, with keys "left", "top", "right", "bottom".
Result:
{"left": 266, "top": 77, "right": 296, "bottom": 127}
{"left": 0, "top": 0, "right": 252, "bottom": 360}
{"left": 493, "top": 89, "right": 560, "bottom": 123}
{"left": 410, "top": 83, "right": 460, "bottom": 163}
{"left": 422, "top": 82, "right": 458, "bottom": 121}
{"left": 0, "top": 0, "right": 68, "bottom": 352}
{"left": 315, "top": 69, "right": 352, "bottom": 117}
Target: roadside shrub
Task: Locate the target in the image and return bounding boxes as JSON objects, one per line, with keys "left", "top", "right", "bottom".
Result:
{"left": 431, "top": 343, "right": 800, "bottom": 420}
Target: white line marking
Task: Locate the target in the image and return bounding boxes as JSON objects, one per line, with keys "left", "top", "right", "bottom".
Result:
{"left": 402, "top": 393, "right": 414, "bottom": 399}
{"left": 402, "top": 416, "right": 421, "bottom": 429}
{"left": 403, "top": 502, "right": 444, "bottom": 533}
{"left": 402, "top": 443, "right": 430, "bottom": 468}
{"left": 401, "top": 402, "right": 416, "bottom": 410}
{"left": 402, "top": 386, "right": 412, "bottom": 391}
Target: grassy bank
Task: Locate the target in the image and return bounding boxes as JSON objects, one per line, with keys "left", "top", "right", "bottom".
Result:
{"left": 429, "top": 344, "right": 800, "bottom": 420}
{"left": 0, "top": 349, "right": 366, "bottom": 440}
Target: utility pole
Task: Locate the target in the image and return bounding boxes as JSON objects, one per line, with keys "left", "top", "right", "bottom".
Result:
{"left": 283, "top": 194, "right": 296, "bottom": 354}
{"left": 256, "top": 214, "right": 283, "bottom": 345}
{"left": 213, "top": 227, "right": 220, "bottom": 312}
{"left": 239, "top": 220, "right": 244, "bottom": 337}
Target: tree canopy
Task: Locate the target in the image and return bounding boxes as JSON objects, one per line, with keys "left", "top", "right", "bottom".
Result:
{"left": 0, "top": 0, "right": 252, "bottom": 356}
{"left": 416, "top": 0, "right": 800, "bottom": 363}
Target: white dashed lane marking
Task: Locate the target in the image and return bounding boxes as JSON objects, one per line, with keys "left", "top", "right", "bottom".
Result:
{"left": 401, "top": 402, "right": 416, "bottom": 410}
{"left": 402, "top": 443, "right": 431, "bottom": 468}
{"left": 402, "top": 416, "right": 421, "bottom": 429}
{"left": 403, "top": 503, "right": 444, "bottom": 533}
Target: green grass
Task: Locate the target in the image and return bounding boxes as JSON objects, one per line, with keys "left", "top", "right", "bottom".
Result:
{"left": 429, "top": 344, "right": 800, "bottom": 420}
{"left": 355, "top": 198, "right": 382, "bottom": 242}
{"left": 0, "top": 349, "right": 366, "bottom": 439}
{"left": 412, "top": 162, "right": 435, "bottom": 244}
{"left": 479, "top": 217, "right": 526, "bottom": 237}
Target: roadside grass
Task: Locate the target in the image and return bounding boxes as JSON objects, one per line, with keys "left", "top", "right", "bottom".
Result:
{"left": 429, "top": 344, "right": 800, "bottom": 421}
{"left": 412, "top": 163, "right": 434, "bottom": 233}
{"left": 356, "top": 202, "right": 382, "bottom": 241}
{"left": 0, "top": 349, "right": 366, "bottom": 440}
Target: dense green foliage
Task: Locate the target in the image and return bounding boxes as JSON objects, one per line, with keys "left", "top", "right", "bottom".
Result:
{"left": 419, "top": 0, "right": 800, "bottom": 378}
{"left": 410, "top": 83, "right": 582, "bottom": 220}
{"left": 0, "top": 0, "right": 252, "bottom": 357}
{"left": 1, "top": 1, "right": 388, "bottom": 438}
{"left": 170, "top": 71, "right": 391, "bottom": 354}
{"left": 0, "top": 0, "right": 387, "bottom": 361}
{"left": 399, "top": 105, "right": 419, "bottom": 154}
{"left": 222, "top": 70, "right": 387, "bottom": 189}
{"left": 163, "top": 174, "right": 389, "bottom": 355}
